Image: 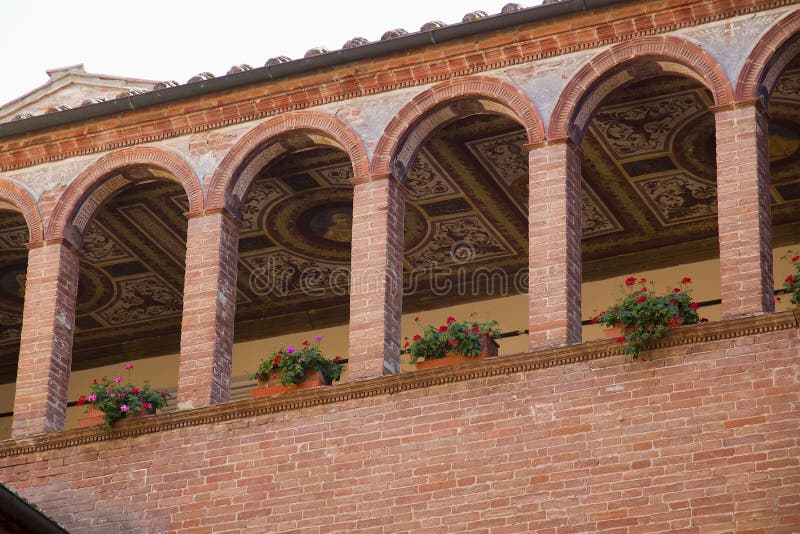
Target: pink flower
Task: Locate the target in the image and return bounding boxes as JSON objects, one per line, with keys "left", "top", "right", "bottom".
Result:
{"left": 87, "top": 394, "right": 97, "bottom": 402}
{"left": 142, "top": 402, "right": 152, "bottom": 409}
{"left": 314, "top": 335, "right": 322, "bottom": 341}
{"left": 124, "top": 363, "right": 134, "bottom": 370}
{"left": 130, "top": 388, "right": 140, "bottom": 395}
{"left": 120, "top": 405, "right": 129, "bottom": 412}
{"left": 114, "top": 376, "right": 122, "bottom": 383}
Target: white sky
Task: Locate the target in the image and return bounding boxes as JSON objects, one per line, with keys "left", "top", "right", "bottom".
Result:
{"left": 0, "top": 0, "right": 542, "bottom": 106}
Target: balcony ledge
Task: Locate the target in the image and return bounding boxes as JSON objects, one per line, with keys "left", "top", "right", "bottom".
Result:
{"left": 1, "top": 310, "right": 797, "bottom": 458}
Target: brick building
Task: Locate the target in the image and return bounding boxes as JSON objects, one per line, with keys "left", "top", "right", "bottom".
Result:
{"left": 0, "top": 0, "right": 798, "bottom": 531}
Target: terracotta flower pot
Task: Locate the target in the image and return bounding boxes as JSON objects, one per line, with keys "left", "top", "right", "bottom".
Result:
{"left": 251, "top": 369, "right": 330, "bottom": 398}
{"left": 415, "top": 334, "right": 498, "bottom": 370}
{"left": 78, "top": 405, "right": 105, "bottom": 428}
{"left": 603, "top": 325, "right": 623, "bottom": 340}
{"left": 415, "top": 352, "right": 486, "bottom": 370}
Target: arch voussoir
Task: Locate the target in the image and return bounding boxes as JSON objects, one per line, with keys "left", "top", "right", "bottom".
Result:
{"left": 371, "top": 75, "right": 544, "bottom": 178}
{"left": 205, "top": 110, "right": 370, "bottom": 210}
{"left": 0, "top": 179, "right": 43, "bottom": 244}
{"left": 548, "top": 35, "right": 733, "bottom": 142}
{"left": 736, "top": 10, "right": 800, "bottom": 103}
{"left": 45, "top": 146, "right": 203, "bottom": 243}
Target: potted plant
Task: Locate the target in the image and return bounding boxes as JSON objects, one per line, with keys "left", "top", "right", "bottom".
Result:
{"left": 782, "top": 252, "right": 800, "bottom": 322}
{"left": 408, "top": 315, "right": 500, "bottom": 370}
{"left": 592, "top": 276, "right": 702, "bottom": 358}
{"left": 251, "top": 335, "right": 343, "bottom": 397}
{"left": 77, "top": 363, "right": 168, "bottom": 429}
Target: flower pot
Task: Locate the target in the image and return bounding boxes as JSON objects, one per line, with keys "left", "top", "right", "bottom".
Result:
{"left": 131, "top": 406, "right": 157, "bottom": 418}
{"left": 415, "top": 352, "right": 486, "bottom": 371}
{"left": 481, "top": 334, "right": 499, "bottom": 358}
{"left": 78, "top": 405, "right": 105, "bottom": 428}
{"left": 603, "top": 325, "right": 623, "bottom": 340}
{"left": 251, "top": 369, "right": 330, "bottom": 398}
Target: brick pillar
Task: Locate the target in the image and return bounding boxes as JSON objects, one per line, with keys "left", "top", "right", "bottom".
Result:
{"left": 178, "top": 210, "right": 240, "bottom": 409}
{"left": 13, "top": 241, "right": 80, "bottom": 437}
{"left": 527, "top": 140, "right": 583, "bottom": 349}
{"left": 348, "top": 176, "right": 405, "bottom": 379}
{"left": 715, "top": 102, "right": 773, "bottom": 318}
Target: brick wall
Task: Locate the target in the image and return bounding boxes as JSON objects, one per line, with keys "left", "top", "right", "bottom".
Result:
{"left": 1, "top": 315, "right": 797, "bottom": 532}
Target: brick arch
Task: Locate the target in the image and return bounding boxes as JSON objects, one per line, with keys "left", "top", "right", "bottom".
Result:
{"left": 371, "top": 76, "right": 544, "bottom": 179}
{"left": 736, "top": 9, "right": 800, "bottom": 105}
{"left": 0, "top": 178, "right": 43, "bottom": 244}
{"left": 548, "top": 35, "right": 733, "bottom": 142}
{"left": 206, "top": 110, "right": 370, "bottom": 213}
{"left": 45, "top": 147, "right": 203, "bottom": 246}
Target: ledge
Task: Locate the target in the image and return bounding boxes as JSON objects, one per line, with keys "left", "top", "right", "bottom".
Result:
{"left": 1, "top": 310, "right": 797, "bottom": 458}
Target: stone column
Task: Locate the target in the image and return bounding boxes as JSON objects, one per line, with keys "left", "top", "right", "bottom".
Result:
{"left": 177, "top": 209, "right": 240, "bottom": 409}
{"left": 714, "top": 102, "right": 773, "bottom": 318}
{"left": 527, "top": 139, "right": 583, "bottom": 349}
{"left": 348, "top": 176, "right": 406, "bottom": 379}
{"left": 13, "top": 241, "right": 80, "bottom": 437}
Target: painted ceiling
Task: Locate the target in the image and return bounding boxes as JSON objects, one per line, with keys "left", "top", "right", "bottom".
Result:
{"left": 0, "top": 69, "right": 799, "bottom": 382}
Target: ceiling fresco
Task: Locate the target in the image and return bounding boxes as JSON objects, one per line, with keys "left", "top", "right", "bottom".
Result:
{"left": 0, "top": 68, "right": 799, "bottom": 381}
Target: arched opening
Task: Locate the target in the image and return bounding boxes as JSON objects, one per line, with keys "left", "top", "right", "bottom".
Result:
{"left": 0, "top": 206, "right": 28, "bottom": 438}
{"left": 64, "top": 172, "right": 189, "bottom": 428}
{"left": 767, "top": 53, "right": 800, "bottom": 312}
{"left": 227, "top": 132, "right": 354, "bottom": 388}
{"left": 392, "top": 97, "right": 535, "bottom": 362}
{"left": 577, "top": 72, "right": 722, "bottom": 337}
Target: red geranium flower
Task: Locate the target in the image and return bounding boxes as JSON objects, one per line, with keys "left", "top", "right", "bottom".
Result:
{"left": 446, "top": 316, "right": 456, "bottom": 324}
{"left": 639, "top": 278, "right": 646, "bottom": 284}
{"left": 438, "top": 325, "right": 447, "bottom": 333}
{"left": 302, "top": 340, "right": 309, "bottom": 346}
{"left": 273, "top": 355, "right": 282, "bottom": 366}
{"left": 471, "top": 326, "right": 480, "bottom": 333}
{"left": 616, "top": 336, "right": 626, "bottom": 343}
{"left": 625, "top": 276, "right": 636, "bottom": 286}
{"left": 76, "top": 395, "right": 86, "bottom": 406}
{"left": 681, "top": 277, "right": 691, "bottom": 284}
{"left": 689, "top": 302, "right": 699, "bottom": 310}
{"left": 786, "top": 275, "right": 796, "bottom": 285}
{"left": 448, "top": 339, "right": 458, "bottom": 346}
{"left": 413, "top": 334, "right": 421, "bottom": 341}
{"left": 403, "top": 341, "right": 409, "bottom": 349}
{"left": 130, "top": 387, "right": 140, "bottom": 395}
{"left": 636, "top": 296, "right": 647, "bottom": 303}
{"left": 673, "top": 288, "right": 681, "bottom": 293}
{"left": 333, "top": 356, "right": 343, "bottom": 362}
{"left": 792, "top": 255, "right": 799, "bottom": 262}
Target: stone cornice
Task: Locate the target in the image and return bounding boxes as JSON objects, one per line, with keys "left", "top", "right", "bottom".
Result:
{"left": 0, "top": 310, "right": 796, "bottom": 458}
{"left": 0, "top": 1, "right": 796, "bottom": 173}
